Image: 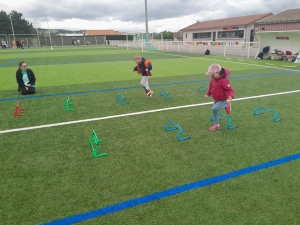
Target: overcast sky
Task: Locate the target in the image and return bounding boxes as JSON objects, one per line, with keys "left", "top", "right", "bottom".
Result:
{"left": 2, "top": 0, "right": 300, "bottom": 32}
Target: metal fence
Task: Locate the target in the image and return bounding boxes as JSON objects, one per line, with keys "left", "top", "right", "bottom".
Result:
{"left": 0, "top": 34, "right": 8, "bottom": 45}
{"left": 6, "top": 34, "right": 106, "bottom": 47}
{"left": 3, "top": 34, "right": 260, "bottom": 58}
{"left": 109, "top": 40, "right": 260, "bottom": 58}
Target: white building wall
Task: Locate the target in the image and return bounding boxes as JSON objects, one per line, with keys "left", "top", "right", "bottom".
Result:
{"left": 183, "top": 25, "right": 254, "bottom": 43}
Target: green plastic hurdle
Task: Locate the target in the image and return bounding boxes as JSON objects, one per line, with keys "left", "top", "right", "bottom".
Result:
{"left": 64, "top": 96, "right": 74, "bottom": 111}
{"left": 88, "top": 130, "right": 108, "bottom": 158}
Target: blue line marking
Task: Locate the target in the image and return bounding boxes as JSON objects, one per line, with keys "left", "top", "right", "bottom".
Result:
{"left": 41, "top": 153, "right": 300, "bottom": 225}
{"left": 1, "top": 51, "right": 31, "bottom": 67}
{"left": 1, "top": 71, "right": 299, "bottom": 103}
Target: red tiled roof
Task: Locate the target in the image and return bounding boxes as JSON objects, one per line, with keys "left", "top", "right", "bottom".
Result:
{"left": 255, "top": 8, "right": 300, "bottom": 24}
{"left": 84, "top": 30, "right": 121, "bottom": 36}
{"left": 181, "top": 13, "right": 273, "bottom": 31}
{"left": 174, "top": 34, "right": 183, "bottom": 39}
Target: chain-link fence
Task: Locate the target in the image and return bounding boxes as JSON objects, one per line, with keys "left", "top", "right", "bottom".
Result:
{"left": 7, "top": 34, "right": 106, "bottom": 47}
{"left": 0, "top": 34, "right": 8, "bottom": 45}
{"left": 4, "top": 34, "right": 260, "bottom": 58}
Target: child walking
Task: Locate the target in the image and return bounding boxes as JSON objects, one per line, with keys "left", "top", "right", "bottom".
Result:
{"left": 133, "top": 54, "right": 153, "bottom": 98}
{"left": 205, "top": 64, "right": 235, "bottom": 131}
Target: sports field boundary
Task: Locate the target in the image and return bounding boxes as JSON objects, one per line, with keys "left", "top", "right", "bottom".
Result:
{"left": 1, "top": 90, "right": 299, "bottom": 135}
{"left": 1, "top": 51, "right": 31, "bottom": 67}
{"left": 41, "top": 152, "right": 300, "bottom": 225}
{"left": 1, "top": 70, "right": 299, "bottom": 103}
{"left": 151, "top": 51, "right": 300, "bottom": 73}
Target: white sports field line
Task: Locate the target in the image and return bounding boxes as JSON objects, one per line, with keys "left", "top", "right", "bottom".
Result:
{"left": 0, "top": 90, "right": 300, "bottom": 135}
{"left": 151, "top": 52, "right": 300, "bottom": 72}
{"left": 283, "top": 65, "right": 297, "bottom": 68}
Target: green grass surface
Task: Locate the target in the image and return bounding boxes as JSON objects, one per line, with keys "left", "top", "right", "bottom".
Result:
{"left": 0, "top": 46, "right": 300, "bottom": 225}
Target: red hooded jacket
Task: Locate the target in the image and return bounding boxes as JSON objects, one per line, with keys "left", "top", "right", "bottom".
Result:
{"left": 206, "top": 68, "right": 234, "bottom": 101}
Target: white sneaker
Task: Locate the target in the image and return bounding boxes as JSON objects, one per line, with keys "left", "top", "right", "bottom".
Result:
{"left": 147, "top": 90, "right": 153, "bottom": 98}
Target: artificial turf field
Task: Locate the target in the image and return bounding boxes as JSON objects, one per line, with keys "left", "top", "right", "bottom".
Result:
{"left": 0, "top": 46, "right": 300, "bottom": 225}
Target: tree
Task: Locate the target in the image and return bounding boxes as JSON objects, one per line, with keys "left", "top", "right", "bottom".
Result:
{"left": 0, "top": 11, "right": 11, "bottom": 34}
{"left": 0, "top": 10, "right": 36, "bottom": 35}
{"left": 153, "top": 30, "right": 174, "bottom": 40}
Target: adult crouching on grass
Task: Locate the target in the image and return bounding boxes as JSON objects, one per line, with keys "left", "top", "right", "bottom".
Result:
{"left": 16, "top": 62, "right": 36, "bottom": 95}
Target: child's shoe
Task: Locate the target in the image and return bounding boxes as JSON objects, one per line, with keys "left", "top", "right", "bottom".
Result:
{"left": 210, "top": 124, "right": 220, "bottom": 131}
{"left": 225, "top": 101, "right": 231, "bottom": 114}
{"left": 146, "top": 90, "right": 153, "bottom": 98}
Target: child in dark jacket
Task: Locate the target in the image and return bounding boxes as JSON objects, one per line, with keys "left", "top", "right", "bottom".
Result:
{"left": 16, "top": 62, "right": 36, "bottom": 95}
{"left": 133, "top": 54, "right": 153, "bottom": 98}
{"left": 205, "top": 64, "right": 234, "bottom": 131}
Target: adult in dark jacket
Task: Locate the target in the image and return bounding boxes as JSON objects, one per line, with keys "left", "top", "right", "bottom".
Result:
{"left": 16, "top": 62, "right": 36, "bottom": 95}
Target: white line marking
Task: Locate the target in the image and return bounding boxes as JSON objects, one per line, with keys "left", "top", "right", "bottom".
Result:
{"left": 283, "top": 65, "right": 297, "bottom": 68}
{"left": 152, "top": 52, "right": 300, "bottom": 72}
{"left": 1, "top": 90, "right": 300, "bottom": 134}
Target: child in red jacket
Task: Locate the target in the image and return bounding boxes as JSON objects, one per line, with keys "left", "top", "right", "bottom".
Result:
{"left": 205, "top": 64, "right": 234, "bottom": 131}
